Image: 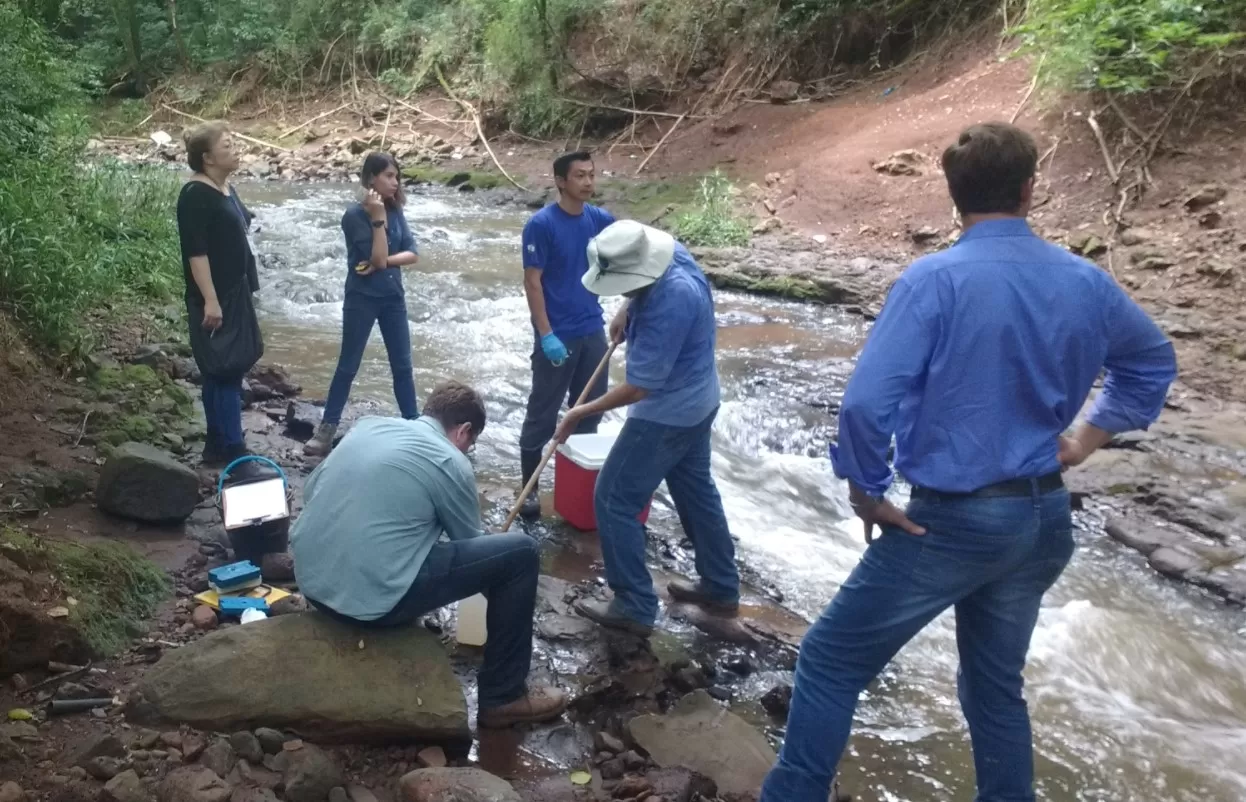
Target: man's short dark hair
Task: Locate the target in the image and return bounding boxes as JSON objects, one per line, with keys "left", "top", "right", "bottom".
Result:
{"left": 941, "top": 123, "right": 1038, "bottom": 216}
{"left": 423, "top": 380, "right": 487, "bottom": 437}
{"left": 553, "top": 151, "right": 593, "bottom": 180}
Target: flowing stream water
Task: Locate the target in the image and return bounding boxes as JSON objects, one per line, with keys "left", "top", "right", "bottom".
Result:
{"left": 241, "top": 182, "right": 1246, "bottom": 802}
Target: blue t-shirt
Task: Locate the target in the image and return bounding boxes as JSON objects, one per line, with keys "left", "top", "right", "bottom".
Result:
{"left": 342, "top": 203, "right": 416, "bottom": 298}
{"left": 521, "top": 203, "right": 615, "bottom": 340}
{"left": 625, "top": 245, "right": 721, "bottom": 427}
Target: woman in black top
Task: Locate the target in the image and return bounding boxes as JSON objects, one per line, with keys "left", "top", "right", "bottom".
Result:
{"left": 176, "top": 121, "right": 264, "bottom": 467}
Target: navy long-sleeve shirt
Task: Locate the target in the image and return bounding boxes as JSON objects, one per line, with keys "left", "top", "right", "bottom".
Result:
{"left": 831, "top": 218, "right": 1177, "bottom": 496}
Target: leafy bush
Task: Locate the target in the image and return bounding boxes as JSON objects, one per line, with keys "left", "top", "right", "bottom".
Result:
{"left": 672, "top": 170, "right": 751, "bottom": 248}
{"left": 0, "top": 1, "right": 184, "bottom": 361}
{"left": 1017, "top": 0, "right": 1246, "bottom": 93}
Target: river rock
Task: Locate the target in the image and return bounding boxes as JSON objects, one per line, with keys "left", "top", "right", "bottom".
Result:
{"left": 159, "top": 767, "right": 231, "bottom": 802}
{"left": 85, "top": 756, "right": 129, "bottom": 781}
{"left": 398, "top": 768, "right": 519, "bottom": 802}
{"left": 229, "top": 732, "right": 264, "bottom": 765}
{"left": 127, "top": 613, "right": 468, "bottom": 745}
{"left": 768, "top": 80, "right": 800, "bottom": 103}
{"left": 254, "top": 729, "right": 289, "bottom": 755}
{"left": 0, "top": 783, "right": 24, "bottom": 802}
{"left": 760, "top": 683, "right": 792, "bottom": 718}
{"left": 872, "top": 149, "right": 925, "bottom": 176}
{"left": 104, "top": 770, "right": 153, "bottom": 802}
{"left": 282, "top": 744, "right": 342, "bottom": 802}
{"left": 627, "top": 689, "right": 776, "bottom": 797}
{"left": 200, "top": 739, "right": 237, "bottom": 779}
{"left": 1183, "top": 185, "right": 1226, "bottom": 211}
{"left": 0, "top": 732, "right": 23, "bottom": 764}
{"left": 97, "top": 442, "right": 200, "bottom": 523}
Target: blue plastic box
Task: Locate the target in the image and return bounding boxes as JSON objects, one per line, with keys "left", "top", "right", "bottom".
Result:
{"left": 208, "top": 561, "right": 262, "bottom": 592}
{"left": 219, "top": 596, "right": 270, "bottom": 618}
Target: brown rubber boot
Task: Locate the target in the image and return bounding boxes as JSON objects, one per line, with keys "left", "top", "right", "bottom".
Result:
{"left": 477, "top": 685, "right": 569, "bottom": 729}
{"left": 667, "top": 579, "right": 740, "bottom": 617}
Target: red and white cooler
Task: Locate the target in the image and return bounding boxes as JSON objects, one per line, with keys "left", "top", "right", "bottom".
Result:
{"left": 554, "top": 433, "right": 652, "bottom": 531}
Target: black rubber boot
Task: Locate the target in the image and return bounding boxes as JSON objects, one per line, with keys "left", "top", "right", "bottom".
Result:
{"left": 519, "top": 448, "right": 543, "bottom": 519}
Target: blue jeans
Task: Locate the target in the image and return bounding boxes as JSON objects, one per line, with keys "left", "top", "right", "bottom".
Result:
{"left": 594, "top": 407, "right": 739, "bottom": 627}
{"left": 202, "top": 376, "right": 244, "bottom": 449}
{"left": 759, "top": 484, "right": 1075, "bottom": 802}
{"left": 323, "top": 292, "right": 418, "bottom": 426}
{"left": 310, "top": 533, "right": 540, "bottom": 710}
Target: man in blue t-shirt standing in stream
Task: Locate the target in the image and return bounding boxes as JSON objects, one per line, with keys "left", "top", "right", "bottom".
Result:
{"left": 551, "top": 220, "right": 740, "bottom": 637}
{"left": 518, "top": 151, "right": 615, "bottom": 519}
{"left": 757, "top": 122, "right": 1178, "bottom": 802}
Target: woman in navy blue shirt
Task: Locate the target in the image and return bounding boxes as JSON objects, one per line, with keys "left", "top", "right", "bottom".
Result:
{"left": 305, "top": 153, "right": 420, "bottom": 456}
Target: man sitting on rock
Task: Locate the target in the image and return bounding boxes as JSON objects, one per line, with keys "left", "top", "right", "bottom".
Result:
{"left": 552, "top": 220, "right": 740, "bottom": 637}
{"left": 290, "top": 380, "right": 568, "bottom": 728}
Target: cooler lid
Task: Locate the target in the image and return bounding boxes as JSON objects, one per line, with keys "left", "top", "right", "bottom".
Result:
{"left": 557, "top": 433, "right": 619, "bottom": 471}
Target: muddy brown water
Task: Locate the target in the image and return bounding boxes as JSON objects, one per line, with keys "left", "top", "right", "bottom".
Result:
{"left": 239, "top": 181, "right": 1246, "bottom": 801}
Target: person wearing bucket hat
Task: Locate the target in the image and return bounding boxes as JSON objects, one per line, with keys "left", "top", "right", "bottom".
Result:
{"left": 552, "top": 220, "right": 740, "bottom": 637}
{"left": 516, "top": 151, "right": 617, "bottom": 519}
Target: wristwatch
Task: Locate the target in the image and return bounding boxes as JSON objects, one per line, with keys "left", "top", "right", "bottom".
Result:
{"left": 371, "top": 219, "right": 386, "bottom": 229}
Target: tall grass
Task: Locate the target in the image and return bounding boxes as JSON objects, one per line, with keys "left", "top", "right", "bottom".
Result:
{"left": 672, "top": 170, "right": 751, "bottom": 248}
{"left": 0, "top": 0, "right": 184, "bottom": 363}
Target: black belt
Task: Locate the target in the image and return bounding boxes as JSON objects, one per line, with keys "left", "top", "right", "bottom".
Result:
{"left": 911, "top": 472, "right": 1064, "bottom": 501}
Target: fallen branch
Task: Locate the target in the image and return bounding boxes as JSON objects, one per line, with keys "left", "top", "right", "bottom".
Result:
{"left": 160, "top": 104, "right": 291, "bottom": 152}
{"left": 1106, "top": 95, "right": 1147, "bottom": 143}
{"left": 74, "top": 411, "right": 92, "bottom": 447}
{"left": 557, "top": 96, "right": 703, "bottom": 120}
{"left": 279, "top": 103, "right": 349, "bottom": 139}
{"left": 17, "top": 662, "right": 92, "bottom": 696}
{"left": 379, "top": 104, "right": 393, "bottom": 150}
{"left": 385, "top": 95, "right": 468, "bottom": 127}
{"left": 635, "top": 114, "right": 686, "bottom": 176}
{"left": 128, "top": 112, "right": 155, "bottom": 133}
{"left": 1085, "top": 111, "right": 1118, "bottom": 184}
{"left": 433, "top": 65, "right": 527, "bottom": 192}
{"left": 1010, "top": 54, "right": 1045, "bottom": 124}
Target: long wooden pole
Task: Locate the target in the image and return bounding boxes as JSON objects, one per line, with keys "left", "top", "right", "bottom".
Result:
{"left": 500, "top": 341, "right": 618, "bottom": 532}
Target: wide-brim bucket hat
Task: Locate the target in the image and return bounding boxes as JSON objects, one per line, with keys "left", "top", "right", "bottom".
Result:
{"left": 582, "top": 220, "right": 676, "bottom": 296}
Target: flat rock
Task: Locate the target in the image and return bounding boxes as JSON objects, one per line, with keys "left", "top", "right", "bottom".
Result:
{"left": 159, "top": 767, "right": 232, "bottom": 802}
{"left": 128, "top": 612, "right": 468, "bottom": 745}
{"left": 627, "top": 690, "right": 776, "bottom": 798}
{"left": 399, "top": 768, "right": 520, "bottom": 802}
{"left": 97, "top": 442, "right": 200, "bottom": 523}
{"left": 645, "top": 767, "right": 717, "bottom": 802}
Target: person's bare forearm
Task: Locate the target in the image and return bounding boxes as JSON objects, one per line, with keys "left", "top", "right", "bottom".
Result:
{"left": 1070, "top": 422, "right": 1114, "bottom": 456}
{"left": 387, "top": 252, "right": 418, "bottom": 268}
{"left": 369, "top": 226, "right": 388, "bottom": 268}
{"left": 575, "top": 383, "right": 648, "bottom": 417}
{"left": 189, "top": 256, "right": 217, "bottom": 304}
{"left": 523, "top": 270, "right": 553, "bottom": 336}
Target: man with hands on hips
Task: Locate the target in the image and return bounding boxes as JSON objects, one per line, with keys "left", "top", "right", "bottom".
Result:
{"left": 517, "top": 151, "right": 615, "bottom": 519}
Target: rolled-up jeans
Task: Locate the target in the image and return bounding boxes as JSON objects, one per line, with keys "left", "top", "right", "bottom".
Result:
{"left": 309, "top": 533, "right": 540, "bottom": 710}
{"left": 758, "top": 482, "right": 1075, "bottom": 802}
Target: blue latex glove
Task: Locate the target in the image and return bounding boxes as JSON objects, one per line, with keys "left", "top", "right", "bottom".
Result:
{"left": 540, "top": 333, "right": 568, "bottom": 366}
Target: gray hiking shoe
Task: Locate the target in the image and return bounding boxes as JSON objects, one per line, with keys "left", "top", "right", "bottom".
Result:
{"left": 303, "top": 423, "right": 337, "bottom": 457}
{"left": 573, "top": 599, "right": 654, "bottom": 637}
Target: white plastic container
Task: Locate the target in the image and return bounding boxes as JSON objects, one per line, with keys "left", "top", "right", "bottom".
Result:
{"left": 457, "top": 593, "right": 488, "bottom": 646}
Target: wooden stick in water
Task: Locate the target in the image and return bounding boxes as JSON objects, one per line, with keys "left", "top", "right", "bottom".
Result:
{"left": 500, "top": 341, "right": 618, "bottom": 532}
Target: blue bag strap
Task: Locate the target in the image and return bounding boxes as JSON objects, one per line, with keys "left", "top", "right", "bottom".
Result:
{"left": 217, "top": 456, "right": 288, "bottom": 495}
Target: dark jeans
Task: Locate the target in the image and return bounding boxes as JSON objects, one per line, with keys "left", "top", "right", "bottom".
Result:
{"left": 519, "top": 328, "right": 609, "bottom": 455}
{"left": 323, "top": 292, "right": 418, "bottom": 426}
{"left": 310, "top": 533, "right": 540, "bottom": 710}
{"left": 202, "top": 375, "right": 244, "bottom": 448}
{"left": 758, "top": 484, "right": 1075, "bottom": 802}
{"left": 594, "top": 407, "right": 739, "bottom": 627}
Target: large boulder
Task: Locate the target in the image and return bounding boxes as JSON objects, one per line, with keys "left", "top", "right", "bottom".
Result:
{"left": 627, "top": 689, "right": 776, "bottom": 797}
{"left": 97, "top": 442, "right": 200, "bottom": 523}
{"left": 127, "top": 613, "right": 468, "bottom": 746}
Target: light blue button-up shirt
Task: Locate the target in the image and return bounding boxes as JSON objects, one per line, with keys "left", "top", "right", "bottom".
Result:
{"left": 831, "top": 218, "right": 1177, "bottom": 496}
{"left": 290, "top": 416, "right": 485, "bottom": 620}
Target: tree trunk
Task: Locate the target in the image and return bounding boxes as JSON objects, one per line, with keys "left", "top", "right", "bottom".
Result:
{"left": 166, "top": 0, "right": 190, "bottom": 69}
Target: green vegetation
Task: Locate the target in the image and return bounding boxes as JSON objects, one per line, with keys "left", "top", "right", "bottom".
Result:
{"left": 89, "top": 365, "right": 196, "bottom": 448}
{"left": 1, "top": 525, "right": 170, "bottom": 656}
{"left": 671, "top": 171, "right": 751, "bottom": 248}
{"left": 402, "top": 165, "right": 506, "bottom": 190}
{"left": 1, "top": 0, "right": 184, "bottom": 363}
{"left": 1017, "top": 0, "right": 1246, "bottom": 93}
